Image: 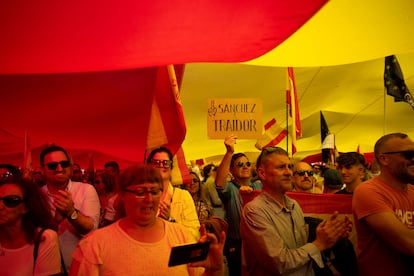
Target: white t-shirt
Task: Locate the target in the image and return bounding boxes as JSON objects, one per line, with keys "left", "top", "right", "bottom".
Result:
{"left": 42, "top": 180, "right": 101, "bottom": 271}
{"left": 72, "top": 219, "right": 204, "bottom": 276}
{"left": 0, "top": 229, "right": 61, "bottom": 276}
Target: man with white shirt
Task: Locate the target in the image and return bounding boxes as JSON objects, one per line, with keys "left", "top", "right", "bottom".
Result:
{"left": 40, "top": 145, "right": 100, "bottom": 271}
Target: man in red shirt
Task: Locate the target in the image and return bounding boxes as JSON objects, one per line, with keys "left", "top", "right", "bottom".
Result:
{"left": 353, "top": 133, "right": 414, "bottom": 275}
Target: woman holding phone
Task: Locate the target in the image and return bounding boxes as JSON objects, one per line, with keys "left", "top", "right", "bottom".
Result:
{"left": 70, "top": 164, "right": 225, "bottom": 276}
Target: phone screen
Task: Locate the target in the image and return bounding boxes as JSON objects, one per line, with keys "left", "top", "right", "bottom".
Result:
{"left": 168, "top": 242, "right": 210, "bottom": 267}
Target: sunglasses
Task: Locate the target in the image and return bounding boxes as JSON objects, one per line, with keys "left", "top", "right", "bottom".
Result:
{"left": 294, "top": 170, "right": 314, "bottom": 176}
{"left": 0, "top": 195, "right": 24, "bottom": 208}
{"left": 151, "top": 159, "right": 173, "bottom": 169}
{"left": 45, "top": 160, "right": 71, "bottom": 170}
{"left": 237, "top": 161, "right": 251, "bottom": 167}
{"left": 382, "top": 150, "right": 414, "bottom": 160}
{"left": 123, "top": 188, "right": 162, "bottom": 198}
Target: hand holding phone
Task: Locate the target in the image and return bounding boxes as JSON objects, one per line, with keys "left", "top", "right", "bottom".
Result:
{"left": 168, "top": 242, "right": 210, "bottom": 267}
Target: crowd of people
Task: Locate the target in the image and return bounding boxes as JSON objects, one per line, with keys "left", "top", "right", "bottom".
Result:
{"left": 0, "top": 132, "right": 413, "bottom": 275}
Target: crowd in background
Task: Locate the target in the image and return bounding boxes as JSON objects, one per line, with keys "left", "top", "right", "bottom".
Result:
{"left": 1, "top": 132, "right": 413, "bottom": 275}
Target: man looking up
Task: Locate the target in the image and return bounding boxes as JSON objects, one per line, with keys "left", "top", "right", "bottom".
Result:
{"left": 353, "top": 133, "right": 414, "bottom": 275}
{"left": 215, "top": 134, "right": 262, "bottom": 276}
{"left": 336, "top": 152, "right": 367, "bottom": 194}
{"left": 241, "top": 146, "right": 352, "bottom": 275}
{"left": 40, "top": 145, "right": 100, "bottom": 271}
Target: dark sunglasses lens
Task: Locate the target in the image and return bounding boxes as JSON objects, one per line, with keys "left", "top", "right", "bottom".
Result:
{"left": 403, "top": 151, "right": 414, "bottom": 160}
{"left": 296, "top": 170, "right": 313, "bottom": 176}
{"left": 3, "top": 196, "right": 23, "bottom": 208}
{"left": 47, "top": 161, "right": 71, "bottom": 170}
{"left": 162, "top": 160, "right": 172, "bottom": 168}
{"left": 46, "top": 162, "right": 58, "bottom": 170}
{"left": 60, "top": 161, "right": 71, "bottom": 168}
{"left": 237, "top": 162, "right": 251, "bottom": 167}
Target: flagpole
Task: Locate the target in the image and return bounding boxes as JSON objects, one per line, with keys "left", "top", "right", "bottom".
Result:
{"left": 288, "top": 67, "right": 297, "bottom": 158}
{"left": 286, "top": 71, "right": 289, "bottom": 155}
{"left": 286, "top": 102, "right": 289, "bottom": 154}
{"left": 23, "top": 130, "right": 32, "bottom": 179}
{"left": 383, "top": 87, "right": 386, "bottom": 135}
{"left": 290, "top": 75, "right": 297, "bottom": 158}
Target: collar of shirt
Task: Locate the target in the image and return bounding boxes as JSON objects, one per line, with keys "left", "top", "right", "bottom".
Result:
{"left": 260, "top": 191, "right": 296, "bottom": 213}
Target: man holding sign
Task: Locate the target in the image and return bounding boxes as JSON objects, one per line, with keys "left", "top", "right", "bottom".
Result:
{"left": 215, "top": 135, "right": 262, "bottom": 276}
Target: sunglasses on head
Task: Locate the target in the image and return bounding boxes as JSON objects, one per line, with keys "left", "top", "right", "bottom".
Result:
{"left": 151, "top": 159, "right": 173, "bottom": 169}
{"left": 237, "top": 161, "right": 251, "bottom": 167}
{"left": 45, "top": 160, "right": 71, "bottom": 170}
{"left": 0, "top": 195, "right": 24, "bottom": 208}
{"left": 294, "top": 170, "right": 314, "bottom": 176}
{"left": 382, "top": 150, "right": 414, "bottom": 160}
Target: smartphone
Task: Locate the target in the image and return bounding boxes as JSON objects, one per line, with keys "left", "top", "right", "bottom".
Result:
{"left": 168, "top": 241, "right": 210, "bottom": 267}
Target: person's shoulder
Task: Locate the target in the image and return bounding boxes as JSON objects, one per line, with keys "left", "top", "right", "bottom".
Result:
{"left": 83, "top": 222, "right": 118, "bottom": 241}
{"left": 174, "top": 186, "right": 192, "bottom": 199}
{"left": 354, "top": 177, "right": 383, "bottom": 194}
{"left": 335, "top": 188, "right": 350, "bottom": 194}
{"left": 244, "top": 191, "right": 267, "bottom": 209}
{"left": 250, "top": 180, "right": 262, "bottom": 190}
{"left": 71, "top": 181, "right": 98, "bottom": 193}
{"left": 165, "top": 220, "right": 196, "bottom": 243}
{"left": 40, "top": 228, "right": 59, "bottom": 242}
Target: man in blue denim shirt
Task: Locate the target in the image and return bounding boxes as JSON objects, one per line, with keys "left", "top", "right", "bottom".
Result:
{"left": 215, "top": 135, "right": 262, "bottom": 276}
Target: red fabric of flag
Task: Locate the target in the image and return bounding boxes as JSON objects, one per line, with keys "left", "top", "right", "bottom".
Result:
{"left": 146, "top": 65, "right": 191, "bottom": 185}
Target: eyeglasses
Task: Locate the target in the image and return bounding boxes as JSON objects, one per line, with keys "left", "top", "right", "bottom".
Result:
{"left": 123, "top": 188, "right": 162, "bottom": 198}
{"left": 150, "top": 159, "right": 173, "bottom": 169}
{"left": 236, "top": 161, "right": 251, "bottom": 167}
{"left": 0, "top": 195, "right": 24, "bottom": 208}
{"left": 294, "top": 170, "right": 314, "bottom": 176}
{"left": 45, "top": 160, "right": 71, "bottom": 170}
{"left": 382, "top": 150, "right": 414, "bottom": 160}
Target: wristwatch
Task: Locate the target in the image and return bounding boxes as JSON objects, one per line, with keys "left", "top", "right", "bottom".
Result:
{"left": 68, "top": 209, "right": 79, "bottom": 220}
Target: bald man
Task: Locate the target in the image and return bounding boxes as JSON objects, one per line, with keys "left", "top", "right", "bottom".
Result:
{"left": 292, "top": 162, "right": 320, "bottom": 193}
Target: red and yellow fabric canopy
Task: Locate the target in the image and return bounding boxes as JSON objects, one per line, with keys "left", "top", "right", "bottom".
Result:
{"left": 1, "top": 0, "right": 414, "bottom": 167}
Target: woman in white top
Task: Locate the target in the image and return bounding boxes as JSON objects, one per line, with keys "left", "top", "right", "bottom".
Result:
{"left": 0, "top": 175, "right": 62, "bottom": 276}
{"left": 70, "top": 164, "right": 225, "bottom": 276}
{"left": 147, "top": 147, "right": 200, "bottom": 239}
